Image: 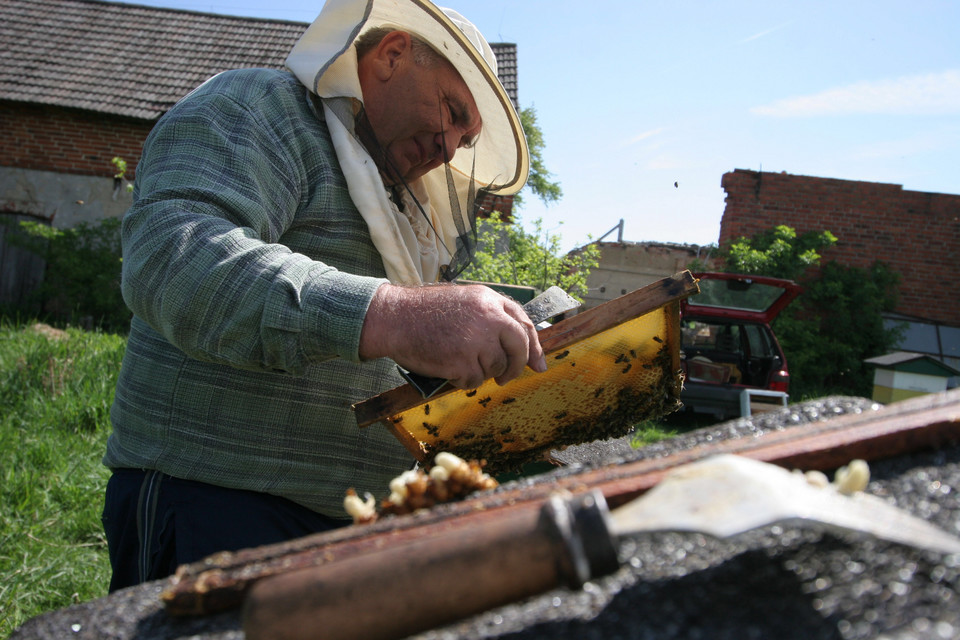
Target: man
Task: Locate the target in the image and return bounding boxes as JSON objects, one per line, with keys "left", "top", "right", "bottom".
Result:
{"left": 102, "top": 0, "right": 540, "bottom": 591}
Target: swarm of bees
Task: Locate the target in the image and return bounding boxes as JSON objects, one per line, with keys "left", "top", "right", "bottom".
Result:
{"left": 344, "top": 452, "right": 499, "bottom": 525}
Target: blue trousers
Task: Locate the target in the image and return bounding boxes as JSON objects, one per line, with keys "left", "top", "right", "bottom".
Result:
{"left": 102, "top": 468, "right": 350, "bottom": 592}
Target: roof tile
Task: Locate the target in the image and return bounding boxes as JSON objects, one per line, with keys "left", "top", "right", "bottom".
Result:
{"left": 1, "top": 0, "right": 519, "bottom": 120}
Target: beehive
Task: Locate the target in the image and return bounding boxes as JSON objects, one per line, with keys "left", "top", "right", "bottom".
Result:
{"left": 354, "top": 272, "right": 698, "bottom": 474}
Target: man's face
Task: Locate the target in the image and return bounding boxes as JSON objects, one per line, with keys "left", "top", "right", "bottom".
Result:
{"left": 361, "top": 32, "right": 483, "bottom": 184}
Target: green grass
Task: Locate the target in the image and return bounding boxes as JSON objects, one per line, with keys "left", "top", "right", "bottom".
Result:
{"left": 630, "top": 421, "right": 679, "bottom": 447}
{"left": 0, "top": 320, "right": 125, "bottom": 637}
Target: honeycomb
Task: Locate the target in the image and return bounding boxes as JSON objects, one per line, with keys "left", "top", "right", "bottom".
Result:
{"left": 379, "top": 301, "right": 684, "bottom": 474}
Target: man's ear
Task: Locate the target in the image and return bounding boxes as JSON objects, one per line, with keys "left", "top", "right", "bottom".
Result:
{"left": 369, "top": 31, "right": 412, "bottom": 81}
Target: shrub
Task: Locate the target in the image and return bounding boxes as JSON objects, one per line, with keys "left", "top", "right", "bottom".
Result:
{"left": 715, "top": 225, "right": 902, "bottom": 399}
{"left": 775, "top": 261, "right": 903, "bottom": 399}
{"left": 460, "top": 212, "right": 599, "bottom": 302}
{"left": 7, "top": 218, "right": 130, "bottom": 332}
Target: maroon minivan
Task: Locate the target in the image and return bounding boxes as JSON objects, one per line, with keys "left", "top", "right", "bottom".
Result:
{"left": 679, "top": 272, "right": 802, "bottom": 420}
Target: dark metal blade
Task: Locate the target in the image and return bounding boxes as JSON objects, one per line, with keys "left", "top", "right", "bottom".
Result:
{"left": 523, "top": 286, "right": 581, "bottom": 325}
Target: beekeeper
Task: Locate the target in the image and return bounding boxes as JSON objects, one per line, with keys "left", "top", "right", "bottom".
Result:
{"left": 102, "top": 0, "right": 539, "bottom": 590}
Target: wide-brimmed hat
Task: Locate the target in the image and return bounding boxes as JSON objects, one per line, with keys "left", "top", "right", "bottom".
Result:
{"left": 286, "top": 0, "right": 529, "bottom": 195}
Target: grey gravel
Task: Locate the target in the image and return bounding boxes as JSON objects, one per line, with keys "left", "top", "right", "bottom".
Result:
{"left": 420, "top": 396, "right": 960, "bottom": 640}
{"left": 12, "top": 395, "right": 960, "bottom": 640}
{"left": 549, "top": 395, "right": 883, "bottom": 468}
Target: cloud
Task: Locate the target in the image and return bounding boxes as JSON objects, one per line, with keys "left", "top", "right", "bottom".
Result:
{"left": 850, "top": 128, "right": 959, "bottom": 161}
{"left": 624, "top": 127, "right": 664, "bottom": 147}
{"left": 738, "top": 21, "right": 793, "bottom": 45}
{"left": 644, "top": 154, "right": 684, "bottom": 171}
{"left": 751, "top": 70, "right": 960, "bottom": 117}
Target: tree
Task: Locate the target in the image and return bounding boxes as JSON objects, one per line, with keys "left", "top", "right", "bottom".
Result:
{"left": 724, "top": 225, "right": 836, "bottom": 280}
{"left": 460, "top": 212, "right": 599, "bottom": 301}
{"left": 460, "top": 105, "right": 598, "bottom": 300}
{"left": 516, "top": 106, "right": 561, "bottom": 207}
{"left": 717, "top": 225, "right": 902, "bottom": 399}
{"left": 775, "top": 261, "right": 902, "bottom": 399}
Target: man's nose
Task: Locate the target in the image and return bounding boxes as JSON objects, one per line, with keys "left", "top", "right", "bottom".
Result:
{"left": 435, "top": 129, "right": 461, "bottom": 163}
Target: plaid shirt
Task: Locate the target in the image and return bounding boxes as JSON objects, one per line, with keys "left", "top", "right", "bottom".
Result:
{"left": 104, "top": 69, "right": 414, "bottom": 516}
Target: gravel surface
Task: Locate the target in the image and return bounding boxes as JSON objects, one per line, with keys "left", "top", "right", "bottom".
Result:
{"left": 423, "top": 446, "right": 960, "bottom": 640}
{"left": 12, "top": 394, "right": 960, "bottom": 640}
{"left": 549, "top": 395, "right": 883, "bottom": 468}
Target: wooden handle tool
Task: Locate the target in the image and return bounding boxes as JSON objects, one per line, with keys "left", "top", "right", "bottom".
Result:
{"left": 241, "top": 451, "right": 960, "bottom": 640}
{"left": 242, "top": 491, "right": 618, "bottom": 640}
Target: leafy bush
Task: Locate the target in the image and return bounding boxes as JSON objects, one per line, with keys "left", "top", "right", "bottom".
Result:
{"left": 460, "top": 212, "right": 600, "bottom": 301}
{"left": 7, "top": 218, "right": 130, "bottom": 332}
{"left": 724, "top": 225, "right": 837, "bottom": 280}
{"left": 717, "top": 225, "right": 902, "bottom": 399}
{"left": 775, "top": 261, "right": 903, "bottom": 399}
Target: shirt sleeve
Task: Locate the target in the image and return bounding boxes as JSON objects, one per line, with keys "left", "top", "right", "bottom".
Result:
{"left": 120, "top": 72, "right": 386, "bottom": 374}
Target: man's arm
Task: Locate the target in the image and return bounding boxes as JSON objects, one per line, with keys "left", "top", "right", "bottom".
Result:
{"left": 121, "top": 71, "right": 385, "bottom": 374}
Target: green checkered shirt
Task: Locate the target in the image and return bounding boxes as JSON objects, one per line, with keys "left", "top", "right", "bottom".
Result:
{"left": 105, "top": 68, "right": 414, "bottom": 516}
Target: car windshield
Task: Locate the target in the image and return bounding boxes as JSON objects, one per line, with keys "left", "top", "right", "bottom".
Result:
{"left": 686, "top": 278, "right": 786, "bottom": 313}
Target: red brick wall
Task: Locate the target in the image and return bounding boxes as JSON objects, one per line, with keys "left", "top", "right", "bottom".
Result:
{"left": 1, "top": 100, "right": 517, "bottom": 216}
{"left": 719, "top": 169, "right": 960, "bottom": 326}
{"left": 1, "top": 101, "right": 151, "bottom": 178}
{"left": 477, "top": 192, "right": 515, "bottom": 220}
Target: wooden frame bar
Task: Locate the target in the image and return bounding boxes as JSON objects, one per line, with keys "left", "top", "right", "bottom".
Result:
{"left": 163, "top": 388, "right": 960, "bottom": 616}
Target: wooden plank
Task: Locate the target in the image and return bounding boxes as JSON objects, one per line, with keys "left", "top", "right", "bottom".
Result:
{"left": 536, "top": 270, "right": 696, "bottom": 354}
{"left": 352, "top": 271, "right": 699, "bottom": 427}
{"left": 163, "top": 388, "right": 960, "bottom": 616}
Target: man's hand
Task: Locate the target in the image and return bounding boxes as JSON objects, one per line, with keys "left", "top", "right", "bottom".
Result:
{"left": 359, "top": 283, "right": 548, "bottom": 390}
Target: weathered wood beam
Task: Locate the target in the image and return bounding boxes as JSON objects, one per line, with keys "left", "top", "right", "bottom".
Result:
{"left": 163, "top": 388, "right": 960, "bottom": 616}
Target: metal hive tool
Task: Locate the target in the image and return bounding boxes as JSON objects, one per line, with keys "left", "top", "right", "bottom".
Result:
{"left": 353, "top": 272, "right": 700, "bottom": 474}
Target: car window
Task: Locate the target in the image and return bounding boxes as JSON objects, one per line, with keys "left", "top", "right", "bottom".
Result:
{"left": 687, "top": 278, "right": 787, "bottom": 313}
{"left": 744, "top": 324, "right": 773, "bottom": 358}
{"left": 682, "top": 320, "right": 716, "bottom": 348}
{"left": 682, "top": 320, "right": 741, "bottom": 353}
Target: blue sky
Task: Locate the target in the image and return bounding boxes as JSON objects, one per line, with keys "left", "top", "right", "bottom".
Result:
{"left": 130, "top": 0, "right": 960, "bottom": 251}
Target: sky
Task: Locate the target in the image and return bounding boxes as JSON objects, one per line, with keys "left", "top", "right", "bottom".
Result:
{"left": 130, "top": 0, "right": 960, "bottom": 252}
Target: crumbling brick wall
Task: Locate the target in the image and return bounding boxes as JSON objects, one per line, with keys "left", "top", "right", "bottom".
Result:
{"left": 719, "top": 169, "right": 960, "bottom": 326}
